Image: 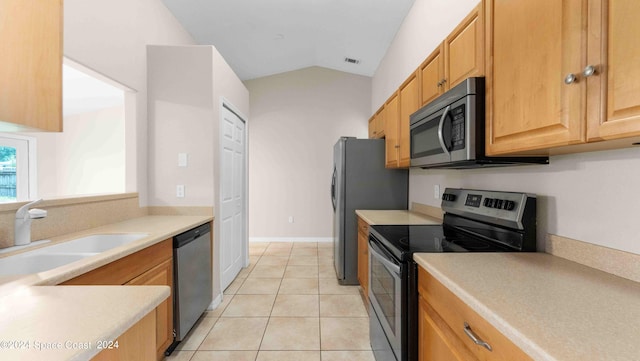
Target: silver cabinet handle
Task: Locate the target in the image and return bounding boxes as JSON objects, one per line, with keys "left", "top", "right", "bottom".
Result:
{"left": 463, "top": 322, "right": 492, "bottom": 351}
{"left": 583, "top": 65, "right": 597, "bottom": 77}
{"left": 564, "top": 73, "right": 578, "bottom": 84}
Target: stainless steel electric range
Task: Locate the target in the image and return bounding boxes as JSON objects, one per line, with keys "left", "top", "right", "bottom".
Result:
{"left": 367, "top": 188, "right": 537, "bottom": 361}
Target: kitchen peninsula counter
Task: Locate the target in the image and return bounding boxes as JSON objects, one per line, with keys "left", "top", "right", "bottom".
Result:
{"left": 0, "top": 215, "right": 213, "bottom": 360}
{"left": 414, "top": 252, "right": 640, "bottom": 360}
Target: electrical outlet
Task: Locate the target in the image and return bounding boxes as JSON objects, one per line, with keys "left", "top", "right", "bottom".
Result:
{"left": 176, "top": 185, "right": 185, "bottom": 198}
{"left": 288, "top": 216, "right": 294, "bottom": 223}
{"left": 434, "top": 184, "right": 440, "bottom": 199}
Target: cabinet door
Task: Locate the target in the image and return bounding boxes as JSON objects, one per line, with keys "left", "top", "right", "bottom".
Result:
{"left": 399, "top": 72, "right": 419, "bottom": 168}
{"left": 586, "top": 0, "right": 640, "bottom": 141}
{"left": 444, "top": 2, "right": 484, "bottom": 89}
{"left": 420, "top": 46, "right": 445, "bottom": 106}
{"left": 385, "top": 93, "right": 400, "bottom": 168}
{"left": 486, "top": 0, "right": 586, "bottom": 155}
{"left": 368, "top": 115, "right": 376, "bottom": 138}
{"left": 375, "top": 108, "right": 385, "bottom": 138}
{"left": 0, "top": 0, "right": 62, "bottom": 132}
{"left": 92, "top": 311, "right": 156, "bottom": 361}
{"left": 127, "top": 259, "right": 173, "bottom": 361}
{"left": 370, "top": 108, "right": 384, "bottom": 139}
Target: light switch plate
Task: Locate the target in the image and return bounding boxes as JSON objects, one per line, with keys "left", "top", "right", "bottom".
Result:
{"left": 178, "top": 153, "right": 188, "bottom": 167}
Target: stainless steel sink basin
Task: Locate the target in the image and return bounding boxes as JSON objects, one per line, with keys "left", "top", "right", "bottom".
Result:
{"left": 0, "top": 233, "right": 149, "bottom": 276}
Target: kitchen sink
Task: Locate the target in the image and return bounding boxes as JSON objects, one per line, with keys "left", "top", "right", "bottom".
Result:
{"left": 0, "top": 253, "right": 98, "bottom": 275}
{"left": 0, "top": 233, "right": 149, "bottom": 276}
{"left": 41, "top": 233, "right": 149, "bottom": 254}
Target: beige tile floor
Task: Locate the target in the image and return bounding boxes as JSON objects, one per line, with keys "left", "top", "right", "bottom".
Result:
{"left": 166, "top": 241, "right": 373, "bottom": 361}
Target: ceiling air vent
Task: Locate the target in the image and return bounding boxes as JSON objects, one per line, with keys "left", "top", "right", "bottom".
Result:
{"left": 344, "top": 57, "right": 360, "bottom": 65}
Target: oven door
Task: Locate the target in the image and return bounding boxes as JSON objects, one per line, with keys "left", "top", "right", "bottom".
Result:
{"left": 369, "top": 238, "right": 403, "bottom": 361}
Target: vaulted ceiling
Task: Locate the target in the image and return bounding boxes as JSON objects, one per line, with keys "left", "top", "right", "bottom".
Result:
{"left": 161, "top": 0, "right": 416, "bottom": 80}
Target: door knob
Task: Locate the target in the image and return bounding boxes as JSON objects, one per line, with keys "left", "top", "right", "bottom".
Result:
{"left": 564, "top": 73, "right": 578, "bottom": 84}
{"left": 583, "top": 65, "right": 597, "bottom": 77}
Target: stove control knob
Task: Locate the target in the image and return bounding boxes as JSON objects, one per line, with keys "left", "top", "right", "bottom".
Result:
{"left": 483, "top": 198, "right": 494, "bottom": 208}
{"left": 504, "top": 200, "right": 516, "bottom": 211}
{"left": 494, "top": 199, "right": 504, "bottom": 209}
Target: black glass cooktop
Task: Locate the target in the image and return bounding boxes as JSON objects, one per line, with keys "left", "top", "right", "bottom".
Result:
{"left": 369, "top": 224, "right": 515, "bottom": 261}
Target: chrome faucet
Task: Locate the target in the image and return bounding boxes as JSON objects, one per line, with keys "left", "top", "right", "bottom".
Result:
{"left": 15, "top": 199, "right": 48, "bottom": 246}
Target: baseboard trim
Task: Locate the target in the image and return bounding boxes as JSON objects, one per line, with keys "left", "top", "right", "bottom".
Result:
{"left": 208, "top": 293, "right": 222, "bottom": 311}
{"left": 249, "top": 237, "right": 332, "bottom": 243}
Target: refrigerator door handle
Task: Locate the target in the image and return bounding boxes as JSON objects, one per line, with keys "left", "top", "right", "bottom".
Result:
{"left": 331, "top": 166, "right": 337, "bottom": 211}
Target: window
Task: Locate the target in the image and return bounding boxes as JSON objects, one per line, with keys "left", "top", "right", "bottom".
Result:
{"left": 0, "top": 135, "right": 36, "bottom": 202}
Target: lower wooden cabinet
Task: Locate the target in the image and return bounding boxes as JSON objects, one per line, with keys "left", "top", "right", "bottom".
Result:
{"left": 126, "top": 258, "right": 173, "bottom": 360}
{"left": 62, "top": 239, "right": 173, "bottom": 361}
{"left": 356, "top": 215, "right": 369, "bottom": 303}
{"left": 92, "top": 311, "right": 156, "bottom": 361}
{"left": 418, "top": 266, "right": 531, "bottom": 361}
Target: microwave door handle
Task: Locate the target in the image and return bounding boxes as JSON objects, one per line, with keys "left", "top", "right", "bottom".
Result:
{"left": 437, "top": 105, "right": 452, "bottom": 156}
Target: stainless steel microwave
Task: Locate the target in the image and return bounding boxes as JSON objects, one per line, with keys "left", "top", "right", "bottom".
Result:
{"left": 409, "top": 77, "right": 548, "bottom": 169}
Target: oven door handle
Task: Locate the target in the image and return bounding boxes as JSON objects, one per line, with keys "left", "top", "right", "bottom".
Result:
{"left": 437, "top": 105, "right": 451, "bottom": 156}
{"left": 369, "top": 239, "right": 401, "bottom": 276}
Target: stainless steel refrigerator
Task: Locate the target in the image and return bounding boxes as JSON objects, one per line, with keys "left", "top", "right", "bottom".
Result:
{"left": 331, "top": 137, "right": 408, "bottom": 285}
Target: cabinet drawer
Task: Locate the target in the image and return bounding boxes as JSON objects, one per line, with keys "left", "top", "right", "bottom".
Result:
{"left": 418, "top": 266, "right": 531, "bottom": 361}
{"left": 62, "top": 239, "right": 172, "bottom": 285}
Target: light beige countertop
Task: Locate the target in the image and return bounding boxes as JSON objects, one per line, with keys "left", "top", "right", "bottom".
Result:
{"left": 0, "top": 215, "right": 212, "bottom": 287}
{"left": 0, "top": 285, "right": 169, "bottom": 361}
{"left": 355, "top": 209, "right": 440, "bottom": 225}
{"left": 414, "top": 253, "right": 640, "bottom": 361}
{"left": 0, "top": 215, "right": 212, "bottom": 360}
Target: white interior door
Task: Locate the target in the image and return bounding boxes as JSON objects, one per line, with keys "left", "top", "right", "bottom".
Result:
{"left": 220, "top": 104, "right": 246, "bottom": 290}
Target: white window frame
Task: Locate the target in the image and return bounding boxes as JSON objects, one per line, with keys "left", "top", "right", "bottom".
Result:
{"left": 0, "top": 134, "right": 37, "bottom": 202}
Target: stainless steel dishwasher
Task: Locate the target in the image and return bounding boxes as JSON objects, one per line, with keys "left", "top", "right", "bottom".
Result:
{"left": 167, "top": 222, "right": 212, "bottom": 354}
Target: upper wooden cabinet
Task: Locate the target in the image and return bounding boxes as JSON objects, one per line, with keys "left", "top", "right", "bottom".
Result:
{"left": 420, "top": 46, "right": 445, "bottom": 106}
{"left": 444, "top": 3, "right": 485, "bottom": 90}
{"left": 486, "top": 0, "right": 640, "bottom": 155}
{"left": 384, "top": 93, "right": 400, "bottom": 168}
{"left": 485, "top": 0, "right": 585, "bottom": 154}
{"left": 421, "top": 2, "right": 484, "bottom": 106}
{"left": 0, "top": 0, "right": 63, "bottom": 132}
{"left": 368, "top": 108, "right": 385, "bottom": 139}
{"left": 397, "top": 72, "right": 420, "bottom": 168}
{"left": 586, "top": 0, "right": 640, "bottom": 142}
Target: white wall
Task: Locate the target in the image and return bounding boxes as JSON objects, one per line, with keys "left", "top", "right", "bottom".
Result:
{"left": 245, "top": 67, "right": 371, "bottom": 240}
{"left": 147, "top": 44, "right": 250, "bottom": 309}
{"left": 64, "top": 0, "right": 196, "bottom": 205}
{"left": 376, "top": 0, "right": 640, "bottom": 255}
{"left": 147, "top": 45, "right": 215, "bottom": 206}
